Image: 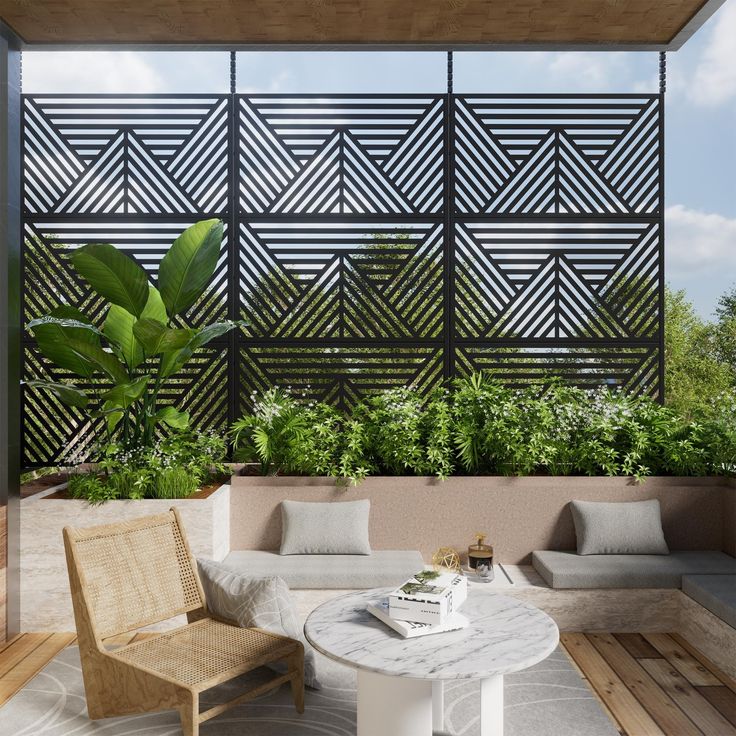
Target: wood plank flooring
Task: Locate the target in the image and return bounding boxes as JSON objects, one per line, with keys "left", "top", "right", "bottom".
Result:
{"left": 0, "top": 631, "right": 735, "bottom": 735}
{"left": 561, "top": 634, "right": 736, "bottom": 736}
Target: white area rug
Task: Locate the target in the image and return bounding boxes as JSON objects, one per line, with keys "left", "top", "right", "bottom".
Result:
{"left": 0, "top": 645, "right": 618, "bottom": 735}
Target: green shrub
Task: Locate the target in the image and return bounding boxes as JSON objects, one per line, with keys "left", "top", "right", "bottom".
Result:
{"left": 67, "top": 429, "right": 228, "bottom": 503}
{"left": 232, "top": 374, "right": 736, "bottom": 481}
{"left": 153, "top": 466, "right": 200, "bottom": 499}
{"left": 230, "top": 387, "right": 369, "bottom": 482}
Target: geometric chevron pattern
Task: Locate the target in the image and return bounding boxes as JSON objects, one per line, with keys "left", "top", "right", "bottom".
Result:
{"left": 21, "top": 93, "right": 663, "bottom": 464}
{"left": 455, "top": 95, "right": 661, "bottom": 214}
{"left": 455, "top": 221, "right": 660, "bottom": 339}
{"left": 239, "top": 222, "right": 444, "bottom": 339}
{"left": 23, "top": 345, "right": 228, "bottom": 465}
{"left": 238, "top": 96, "right": 445, "bottom": 214}
{"left": 22, "top": 220, "right": 229, "bottom": 331}
{"left": 452, "top": 95, "right": 663, "bottom": 402}
{"left": 24, "top": 96, "right": 229, "bottom": 213}
{"left": 236, "top": 95, "right": 448, "bottom": 413}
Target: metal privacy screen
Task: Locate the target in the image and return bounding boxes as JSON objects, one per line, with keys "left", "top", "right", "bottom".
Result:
{"left": 21, "top": 92, "right": 663, "bottom": 465}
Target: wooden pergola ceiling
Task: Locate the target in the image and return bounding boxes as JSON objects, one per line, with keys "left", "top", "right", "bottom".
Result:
{"left": 0, "top": 0, "right": 726, "bottom": 49}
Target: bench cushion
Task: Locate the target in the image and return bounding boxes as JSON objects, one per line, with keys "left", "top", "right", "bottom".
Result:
{"left": 532, "top": 550, "right": 736, "bottom": 589}
{"left": 682, "top": 575, "right": 736, "bottom": 629}
{"left": 220, "top": 550, "right": 425, "bottom": 589}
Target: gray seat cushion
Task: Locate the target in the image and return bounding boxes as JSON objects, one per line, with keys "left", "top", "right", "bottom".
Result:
{"left": 532, "top": 550, "right": 736, "bottom": 589}
{"left": 682, "top": 574, "right": 736, "bottom": 629}
{"left": 220, "top": 550, "right": 424, "bottom": 589}
{"left": 570, "top": 499, "right": 668, "bottom": 555}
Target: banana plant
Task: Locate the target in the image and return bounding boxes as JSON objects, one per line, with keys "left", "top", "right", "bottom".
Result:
{"left": 25, "top": 219, "right": 240, "bottom": 450}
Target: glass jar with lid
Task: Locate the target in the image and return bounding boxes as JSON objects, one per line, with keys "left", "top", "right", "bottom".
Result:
{"left": 468, "top": 533, "right": 493, "bottom": 570}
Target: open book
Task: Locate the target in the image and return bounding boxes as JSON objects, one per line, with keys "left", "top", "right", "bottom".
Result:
{"left": 366, "top": 597, "right": 469, "bottom": 639}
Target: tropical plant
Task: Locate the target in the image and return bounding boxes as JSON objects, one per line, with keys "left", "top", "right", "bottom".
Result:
{"left": 25, "top": 220, "right": 239, "bottom": 451}
{"left": 231, "top": 387, "right": 370, "bottom": 482}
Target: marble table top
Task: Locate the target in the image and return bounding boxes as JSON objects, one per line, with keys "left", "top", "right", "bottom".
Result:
{"left": 304, "top": 587, "right": 559, "bottom": 680}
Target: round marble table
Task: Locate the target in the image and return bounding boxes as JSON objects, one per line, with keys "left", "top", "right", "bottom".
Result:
{"left": 304, "top": 588, "right": 559, "bottom": 736}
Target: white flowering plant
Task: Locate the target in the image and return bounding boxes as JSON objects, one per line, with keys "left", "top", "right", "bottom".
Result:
{"left": 67, "top": 429, "right": 229, "bottom": 503}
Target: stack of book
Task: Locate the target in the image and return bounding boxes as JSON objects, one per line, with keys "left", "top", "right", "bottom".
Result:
{"left": 366, "top": 570, "right": 469, "bottom": 638}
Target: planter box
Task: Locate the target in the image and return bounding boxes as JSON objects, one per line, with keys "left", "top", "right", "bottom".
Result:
{"left": 20, "top": 484, "right": 230, "bottom": 631}
{"left": 230, "top": 475, "right": 730, "bottom": 564}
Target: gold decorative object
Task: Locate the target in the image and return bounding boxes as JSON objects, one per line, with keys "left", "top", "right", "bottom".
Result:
{"left": 468, "top": 532, "right": 494, "bottom": 570}
{"left": 431, "top": 546, "right": 462, "bottom": 573}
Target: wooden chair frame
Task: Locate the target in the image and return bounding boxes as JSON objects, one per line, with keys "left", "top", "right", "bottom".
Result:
{"left": 63, "top": 508, "right": 304, "bottom": 736}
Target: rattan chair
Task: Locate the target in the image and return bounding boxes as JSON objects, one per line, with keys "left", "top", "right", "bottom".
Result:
{"left": 63, "top": 508, "right": 304, "bottom": 736}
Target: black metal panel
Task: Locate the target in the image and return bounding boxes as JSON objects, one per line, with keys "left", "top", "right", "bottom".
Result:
{"left": 21, "top": 95, "right": 231, "bottom": 465}
{"left": 452, "top": 94, "right": 662, "bottom": 392}
{"left": 236, "top": 94, "right": 448, "bottom": 409}
{"left": 21, "top": 90, "right": 664, "bottom": 465}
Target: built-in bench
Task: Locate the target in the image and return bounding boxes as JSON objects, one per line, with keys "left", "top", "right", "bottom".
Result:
{"left": 531, "top": 550, "right": 736, "bottom": 589}
{"left": 682, "top": 574, "right": 736, "bottom": 629}
{"left": 219, "top": 549, "right": 424, "bottom": 589}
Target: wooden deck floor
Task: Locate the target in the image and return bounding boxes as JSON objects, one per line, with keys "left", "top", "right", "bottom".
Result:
{"left": 1, "top": 632, "right": 736, "bottom": 735}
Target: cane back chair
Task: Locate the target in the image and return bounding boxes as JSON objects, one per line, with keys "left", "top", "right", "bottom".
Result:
{"left": 63, "top": 508, "right": 304, "bottom": 736}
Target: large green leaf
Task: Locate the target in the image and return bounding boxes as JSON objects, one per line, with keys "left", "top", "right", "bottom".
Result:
{"left": 71, "top": 243, "right": 149, "bottom": 317}
{"left": 92, "top": 402, "right": 124, "bottom": 431}
{"left": 49, "top": 305, "right": 93, "bottom": 324}
{"left": 133, "top": 319, "right": 193, "bottom": 356}
{"left": 158, "top": 219, "right": 222, "bottom": 316}
{"left": 151, "top": 406, "right": 190, "bottom": 430}
{"left": 100, "top": 374, "right": 151, "bottom": 409}
{"left": 159, "top": 320, "right": 240, "bottom": 378}
{"left": 141, "top": 285, "right": 168, "bottom": 323}
{"left": 27, "top": 316, "right": 102, "bottom": 378}
{"left": 159, "top": 345, "right": 194, "bottom": 379}
{"left": 66, "top": 338, "right": 129, "bottom": 383}
{"left": 103, "top": 306, "right": 139, "bottom": 367}
{"left": 23, "top": 380, "right": 88, "bottom": 409}
{"left": 190, "top": 320, "right": 239, "bottom": 349}
{"left": 104, "top": 286, "right": 168, "bottom": 368}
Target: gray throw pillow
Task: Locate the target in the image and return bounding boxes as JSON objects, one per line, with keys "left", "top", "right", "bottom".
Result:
{"left": 197, "top": 558, "right": 320, "bottom": 689}
{"left": 570, "top": 499, "right": 669, "bottom": 555}
{"left": 280, "top": 499, "right": 371, "bottom": 555}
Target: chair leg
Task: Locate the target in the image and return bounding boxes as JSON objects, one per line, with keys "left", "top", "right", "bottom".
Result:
{"left": 289, "top": 647, "right": 305, "bottom": 714}
{"left": 180, "top": 694, "right": 199, "bottom": 736}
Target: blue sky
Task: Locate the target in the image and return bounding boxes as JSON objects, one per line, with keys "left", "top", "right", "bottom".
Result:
{"left": 22, "top": 0, "right": 736, "bottom": 318}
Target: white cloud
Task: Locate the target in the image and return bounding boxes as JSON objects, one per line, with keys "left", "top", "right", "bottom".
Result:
{"left": 688, "top": 1, "right": 736, "bottom": 106}
{"left": 545, "top": 53, "right": 630, "bottom": 91}
{"left": 23, "top": 51, "right": 163, "bottom": 94}
{"left": 665, "top": 204, "right": 736, "bottom": 277}
{"left": 240, "top": 70, "right": 293, "bottom": 94}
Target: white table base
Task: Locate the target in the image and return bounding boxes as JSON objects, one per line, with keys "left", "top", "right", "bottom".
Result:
{"left": 357, "top": 671, "right": 504, "bottom": 736}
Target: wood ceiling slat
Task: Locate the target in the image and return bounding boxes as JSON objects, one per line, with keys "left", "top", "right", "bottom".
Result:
{"left": 0, "top": 0, "right": 718, "bottom": 47}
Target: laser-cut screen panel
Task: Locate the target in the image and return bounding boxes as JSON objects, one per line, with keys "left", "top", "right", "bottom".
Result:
{"left": 21, "top": 92, "right": 663, "bottom": 465}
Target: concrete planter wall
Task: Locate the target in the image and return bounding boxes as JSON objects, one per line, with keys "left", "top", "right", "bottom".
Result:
{"left": 230, "top": 475, "right": 732, "bottom": 563}
{"left": 725, "top": 478, "right": 736, "bottom": 557}
{"left": 20, "top": 484, "right": 230, "bottom": 631}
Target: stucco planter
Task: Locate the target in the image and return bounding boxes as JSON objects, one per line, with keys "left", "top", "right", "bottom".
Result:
{"left": 229, "top": 475, "right": 732, "bottom": 564}
{"left": 20, "top": 484, "right": 230, "bottom": 631}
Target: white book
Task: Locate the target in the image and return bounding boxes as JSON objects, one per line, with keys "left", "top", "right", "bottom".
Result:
{"left": 388, "top": 570, "right": 468, "bottom": 625}
{"left": 366, "top": 598, "right": 469, "bottom": 639}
